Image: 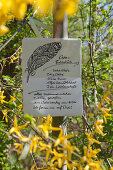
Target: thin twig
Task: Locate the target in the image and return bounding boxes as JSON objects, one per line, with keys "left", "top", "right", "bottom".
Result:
{"left": 31, "top": 153, "right": 38, "bottom": 169}
{"left": 89, "top": 0, "right": 97, "bottom": 89}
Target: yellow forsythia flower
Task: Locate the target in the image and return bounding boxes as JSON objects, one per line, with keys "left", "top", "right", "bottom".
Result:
{"left": 100, "top": 107, "right": 111, "bottom": 124}
{"left": 55, "top": 0, "right": 80, "bottom": 21}
{"left": 9, "top": 116, "right": 29, "bottom": 142}
{"left": 12, "top": 2, "right": 27, "bottom": 20}
{"left": 0, "top": 25, "right": 9, "bottom": 36}
{"left": 50, "top": 149, "right": 66, "bottom": 168}
{"left": 85, "top": 132, "right": 100, "bottom": 145}
{"left": 18, "top": 104, "right": 22, "bottom": 112}
{"left": 14, "top": 143, "right": 23, "bottom": 155}
{"left": 9, "top": 56, "right": 19, "bottom": 64}
{"left": 81, "top": 145, "right": 101, "bottom": 164}
{"left": 84, "top": 160, "right": 103, "bottom": 170}
{"left": 38, "top": 115, "right": 60, "bottom": 138}
{"left": 54, "top": 128, "right": 74, "bottom": 146}
{"left": 58, "top": 140, "right": 79, "bottom": 160}
{"left": 34, "top": 0, "right": 53, "bottom": 15}
{"left": 2, "top": 109, "right": 8, "bottom": 122}
{"left": 103, "top": 89, "right": 111, "bottom": 103}
{"left": 94, "top": 119, "right": 104, "bottom": 136}
{"left": 0, "top": 90, "right": 8, "bottom": 104}
{"left": 30, "top": 135, "right": 39, "bottom": 153}
{"left": 31, "top": 164, "right": 36, "bottom": 170}
{"left": 67, "top": 160, "right": 83, "bottom": 170}
{"left": 38, "top": 142, "right": 53, "bottom": 161}
{"left": 98, "top": 89, "right": 111, "bottom": 109}
{"left": 0, "top": 0, "right": 81, "bottom": 36}
{"left": 10, "top": 95, "right": 16, "bottom": 102}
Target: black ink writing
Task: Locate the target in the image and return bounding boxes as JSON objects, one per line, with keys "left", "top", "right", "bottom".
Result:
{"left": 25, "top": 42, "right": 62, "bottom": 83}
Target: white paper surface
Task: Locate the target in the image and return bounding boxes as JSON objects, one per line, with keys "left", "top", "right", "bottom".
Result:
{"left": 22, "top": 38, "right": 83, "bottom": 116}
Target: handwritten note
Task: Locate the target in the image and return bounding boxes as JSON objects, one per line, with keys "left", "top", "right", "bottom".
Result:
{"left": 22, "top": 38, "right": 83, "bottom": 116}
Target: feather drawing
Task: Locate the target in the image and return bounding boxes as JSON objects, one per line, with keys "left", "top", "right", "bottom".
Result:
{"left": 25, "top": 42, "right": 62, "bottom": 83}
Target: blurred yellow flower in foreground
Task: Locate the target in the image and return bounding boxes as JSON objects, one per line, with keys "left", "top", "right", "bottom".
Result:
{"left": 0, "top": 25, "right": 9, "bottom": 36}
{"left": 12, "top": 2, "right": 27, "bottom": 20}
{"left": 55, "top": 0, "right": 80, "bottom": 21}
{"left": 0, "top": 0, "right": 81, "bottom": 36}
{"left": 34, "top": 0, "right": 53, "bottom": 15}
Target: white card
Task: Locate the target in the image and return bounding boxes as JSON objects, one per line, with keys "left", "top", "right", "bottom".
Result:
{"left": 22, "top": 38, "right": 83, "bottom": 116}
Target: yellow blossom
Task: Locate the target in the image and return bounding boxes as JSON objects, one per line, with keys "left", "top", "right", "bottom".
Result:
{"left": 0, "top": 25, "right": 9, "bottom": 36}
{"left": 67, "top": 160, "right": 82, "bottom": 170}
{"left": 38, "top": 115, "right": 61, "bottom": 138}
{"left": 103, "top": 90, "right": 111, "bottom": 103}
{"left": 13, "top": 3, "right": 27, "bottom": 20}
{"left": 30, "top": 135, "right": 39, "bottom": 153}
{"left": 9, "top": 56, "right": 19, "bottom": 64}
{"left": 81, "top": 146, "right": 91, "bottom": 163}
{"left": 10, "top": 95, "right": 16, "bottom": 102}
{"left": 10, "top": 58, "right": 14, "bottom": 63}
{"left": 34, "top": 0, "right": 53, "bottom": 15}
{"left": 77, "top": 163, "right": 83, "bottom": 170}
{"left": 20, "top": 136, "right": 30, "bottom": 142}
{"left": 2, "top": 109, "right": 8, "bottom": 122}
{"left": 98, "top": 90, "right": 111, "bottom": 109}
{"left": 50, "top": 149, "right": 66, "bottom": 168}
{"left": 100, "top": 107, "right": 111, "bottom": 124}
{"left": 88, "top": 145, "right": 101, "bottom": 159}
{"left": 18, "top": 104, "right": 22, "bottom": 112}
{"left": 31, "top": 164, "right": 36, "bottom": 170}
{"left": 84, "top": 160, "right": 103, "bottom": 170}
{"left": 81, "top": 145, "right": 101, "bottom": 164}
{"left": 38, "top": 141, "right": 53, "bottom": 161}
{"left": 94, "top": 119, "right": 104, "bottom": 136}
{"left": 0, "top": 0, "right": 81, "bottom": 36}
{"left": 47, "top": 162, "right": 59, "bottom": 170}
{"left": 85, "top": 132, "right": 100, "bottom": 145}
{"left": 14, "top": 143, "right": 23, "bottom": 155}
{"left": 9, "top": 116, "right": 29, "bottom": 142}
{"left": 54, "top": 128, "right": 74, "bottom": 146}
{"left": 39, "top": 117, "right": 44, "bottom": 125}
{"left": 0, "top": 90, "right": 8, "bottom": 104}
{"left": 58, "top": 140, "right": 79, "bottom": 160}
{"left": 55, "top": 0, "right": 80, "bottom": 21}
{"left": 104, "top": 96, "right": 111, "bottom": 104}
